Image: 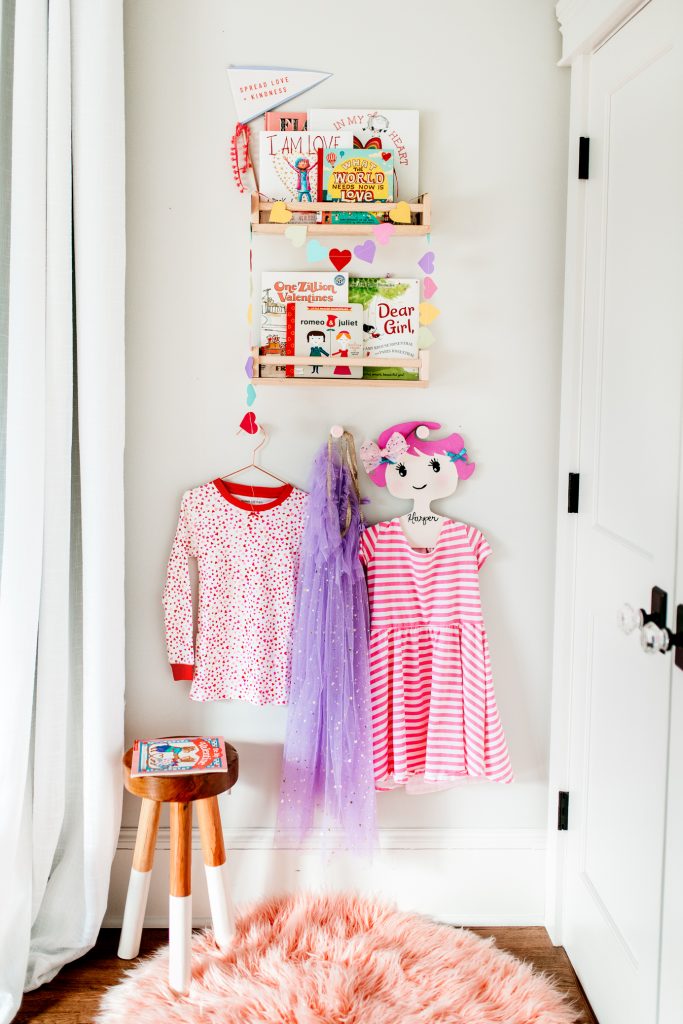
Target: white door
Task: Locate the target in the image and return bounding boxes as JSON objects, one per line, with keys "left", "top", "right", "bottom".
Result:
{"left": 563, "top": 2, "right": 683, "bottom": 1022}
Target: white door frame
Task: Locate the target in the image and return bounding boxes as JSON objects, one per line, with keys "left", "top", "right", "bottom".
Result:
{"left": 546, "top": 0, "right": 669, "bottom": 946}
{"left": 548, "top": 9, "right": 683, "bottom": 1019}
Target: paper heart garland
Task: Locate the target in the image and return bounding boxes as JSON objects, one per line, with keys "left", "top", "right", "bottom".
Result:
{"left": 419, "top": 302, "right": 441, "bottom": 326}
{"left": 244, "top": 355, "right": 254, "bottom": 379}
{"left": 417, "top": 326, "right": 436, "bottom": 350}
{"left": 418, "top": 251, "right": 435, "bottom": 274}
{"left": 239, "top": 411, "right": 258, "bottom": 434}
{"left": 246, "top": 383, "right": 256, "bottom": 406}
{"left": 269, "top": 201, "right": 292, "bottom": 224}
{"left": 373, "top": 222, "right": 396, "bottom": 245}
{"left": 389, "top": 201, "right": 411, "bottom": 224}
{"left": 354, "top": 239, "right": 376, "bottom": 264}
{"left": 306, "top": 239, "right": 328, "bottom": 262}
{"left": 284, "top": 224, "right": 307, "bottom": 247}
{"left": 422, "top": 277, "right": 438, "bottom": 299}
{"left": 329, "top": 248, "right": 352, "bottom": 271}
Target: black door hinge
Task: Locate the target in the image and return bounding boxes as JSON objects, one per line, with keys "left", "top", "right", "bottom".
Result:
{"left": 568, "top": 473, "right": 580, "bottom": 513}
{"left": 558, "top": 791, "right": 569, "bottom": 831}
{"left": 578, "top": 137, "right": 590, "bottom": 179}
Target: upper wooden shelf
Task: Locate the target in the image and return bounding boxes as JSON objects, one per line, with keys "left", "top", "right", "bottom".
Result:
{"left": 250, "top": 193, "right": 431, "bottom": 236}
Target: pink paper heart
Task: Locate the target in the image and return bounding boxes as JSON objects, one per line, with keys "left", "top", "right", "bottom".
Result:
{"left": 354, "top": 239, "right": 376, "bottom": 264}
{"left": 373, "top": 222, "right": 396, "bottom": 245}
{"left": 239, "top": 411, "right": 258, "bottom": 434}
{"left": 423, "top": 277, "right": 438, "bottom": 300}
{"left": 244, "top": 355, "right": 254, "bottom": 378}
{"left": 418, "top": 251, "right": 435, "bottom": 274}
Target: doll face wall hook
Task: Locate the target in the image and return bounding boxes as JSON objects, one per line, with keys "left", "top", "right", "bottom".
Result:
{"left": 385, "top": 446, "right": 460, "bottom": 505}
{"left": 360, "top": 421, "right": 476, "bottom": 544}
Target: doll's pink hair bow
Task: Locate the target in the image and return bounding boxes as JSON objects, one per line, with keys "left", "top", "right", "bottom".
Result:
{"left": 359, "top": 432, "right": 408, "bottom": 473}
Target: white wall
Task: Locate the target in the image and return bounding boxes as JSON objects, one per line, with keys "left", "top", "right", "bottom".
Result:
{"left": 109, "top": 0, "right": 569, "bottom": 925}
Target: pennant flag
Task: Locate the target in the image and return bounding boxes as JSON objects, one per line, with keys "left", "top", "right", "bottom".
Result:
{"left": 227, "top": 65, "right": 332, "bottom": 125}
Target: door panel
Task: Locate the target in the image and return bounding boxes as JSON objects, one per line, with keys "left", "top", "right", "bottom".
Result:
{"left": 563, "top": 2, "right": 683, "bottom": 1022}
{"left": 594, "top": 40, "right": 683, "bottom": 551}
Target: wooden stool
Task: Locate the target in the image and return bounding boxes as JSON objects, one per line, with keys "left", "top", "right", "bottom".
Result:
{"left": 117, "top": 741, "right": 239, "bottom": 994}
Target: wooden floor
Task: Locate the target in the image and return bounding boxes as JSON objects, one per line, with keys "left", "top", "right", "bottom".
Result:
{"left": 16, "top": 927, "right": 597, "bottom": 1023}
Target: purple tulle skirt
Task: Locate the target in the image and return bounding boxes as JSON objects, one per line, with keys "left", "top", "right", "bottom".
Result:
{"left": 277, "top": 442, "right": 377, "bottom": 854}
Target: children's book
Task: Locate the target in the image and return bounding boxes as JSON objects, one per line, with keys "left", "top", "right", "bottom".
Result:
{"left": 264, "top": 110, "right": 308, "bottom": 131}
{"left": 131, "top": 737, "right": 228, "bottom": 777}
{"left": 317, "top": 148, "right": 394, "bottom": 203}
{"left": 285, "top": 303, "right": 364, "bottom": 379}
{"left": 258, "top": 130, "right": 353, "bottom": 201}
{"left": 308, "top": 109, "right": 419, "bottom": 199}
{"left": 260, "top": 273, "right": 349, "bottom": 377}
{"left": 349, "top": 277, "right": 420, "bottom": 381}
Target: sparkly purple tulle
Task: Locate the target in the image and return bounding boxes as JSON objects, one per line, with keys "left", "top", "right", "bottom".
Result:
{"left": 277, "top": 443, "right": 377, "bottom": 854}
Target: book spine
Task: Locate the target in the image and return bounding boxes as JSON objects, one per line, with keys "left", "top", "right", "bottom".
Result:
{"left": 316, "top": 149, "right": 324, "bottom": 202}
{"left": 285, "top": 303, "right": 295, "bottom": 378}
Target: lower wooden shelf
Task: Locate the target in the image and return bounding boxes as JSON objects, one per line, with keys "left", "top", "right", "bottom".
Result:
{"left": 254, "top": 376, "right": 429, "bottom": 388}
{"left": 251, "top": 349, "right": 430, "bottom": 388}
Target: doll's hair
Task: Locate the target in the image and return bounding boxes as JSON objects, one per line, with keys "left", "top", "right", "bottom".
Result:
{"left": 368, "top": 420, "right": 476, "bottom": 487}
{"left": 294, "top": 156, "right": 310, "bottom": 168}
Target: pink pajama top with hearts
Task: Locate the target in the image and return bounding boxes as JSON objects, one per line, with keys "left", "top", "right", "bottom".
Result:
{"left": 163, "top": 479, "right": 308, "bottom": 703}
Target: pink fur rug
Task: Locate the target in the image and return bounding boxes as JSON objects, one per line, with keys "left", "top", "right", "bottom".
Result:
{"left": 98, "top": 892, "right": 579, "bottom": 1024}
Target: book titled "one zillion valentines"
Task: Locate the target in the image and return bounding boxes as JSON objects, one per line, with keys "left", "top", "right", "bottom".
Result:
{"left": 130, "top": 736, "right": 228, "bottom": 777}
{"left": 259, "top": 272, "right": 349, "bottom": 377}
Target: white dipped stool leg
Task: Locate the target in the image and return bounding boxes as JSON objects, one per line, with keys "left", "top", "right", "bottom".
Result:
{"left": 196, "top": 796, "right": 235, "bottom": 948}
{"left": 169, "top": 801, "right": 192, "bottom": 994}
{"left": 118, "top": 799, "right": 160, "bottom": 959}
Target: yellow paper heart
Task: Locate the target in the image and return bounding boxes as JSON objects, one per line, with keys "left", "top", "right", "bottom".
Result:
{"left": 247, "top": 303, "right": 252, "bottom": 325}
{"left": 389, "top": 201, "right": 411, "bottom": 224}
{"left": 419, "top": 302, "right": 441, "bottom": 326}
{"left": 284, "top": 224, "right": 308, "bottom": 247}
{"left": 269, "top": 201, "right": 292, "bottom": 224}
{"left": 417, "top": 326, "right": 436, "bottom": 349}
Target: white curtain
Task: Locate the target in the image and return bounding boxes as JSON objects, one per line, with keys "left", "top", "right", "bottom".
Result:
{"left": 0, "top": 1, "right": 125, "bottom": 1020}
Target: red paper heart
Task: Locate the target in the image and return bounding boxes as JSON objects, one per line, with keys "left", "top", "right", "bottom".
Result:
{"left": 381, "top": 152, "right": 391, "bottom": 162}
{"left": 329, "top": 248, "right": 352, "bottom": 271}
{"left": 239, "top": 411, "right": 258, "bottom": 435}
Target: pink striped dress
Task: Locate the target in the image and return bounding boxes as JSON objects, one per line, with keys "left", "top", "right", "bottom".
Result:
{"left": 359, "top": 518, "right": 513, "bottom": 791}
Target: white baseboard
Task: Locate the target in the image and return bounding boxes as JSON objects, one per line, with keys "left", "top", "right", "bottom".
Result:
{"left": 105, "top": 827, "right": 546, "bottom": 928}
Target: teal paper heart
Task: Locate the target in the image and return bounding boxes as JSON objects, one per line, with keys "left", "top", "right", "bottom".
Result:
{"left": 306, "top": 239, "right": 327, "bottom": 263}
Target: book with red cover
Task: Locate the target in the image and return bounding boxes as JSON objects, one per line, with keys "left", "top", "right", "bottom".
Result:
{"left": 130, "top": 736, "right": 228, "bottom": 777}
